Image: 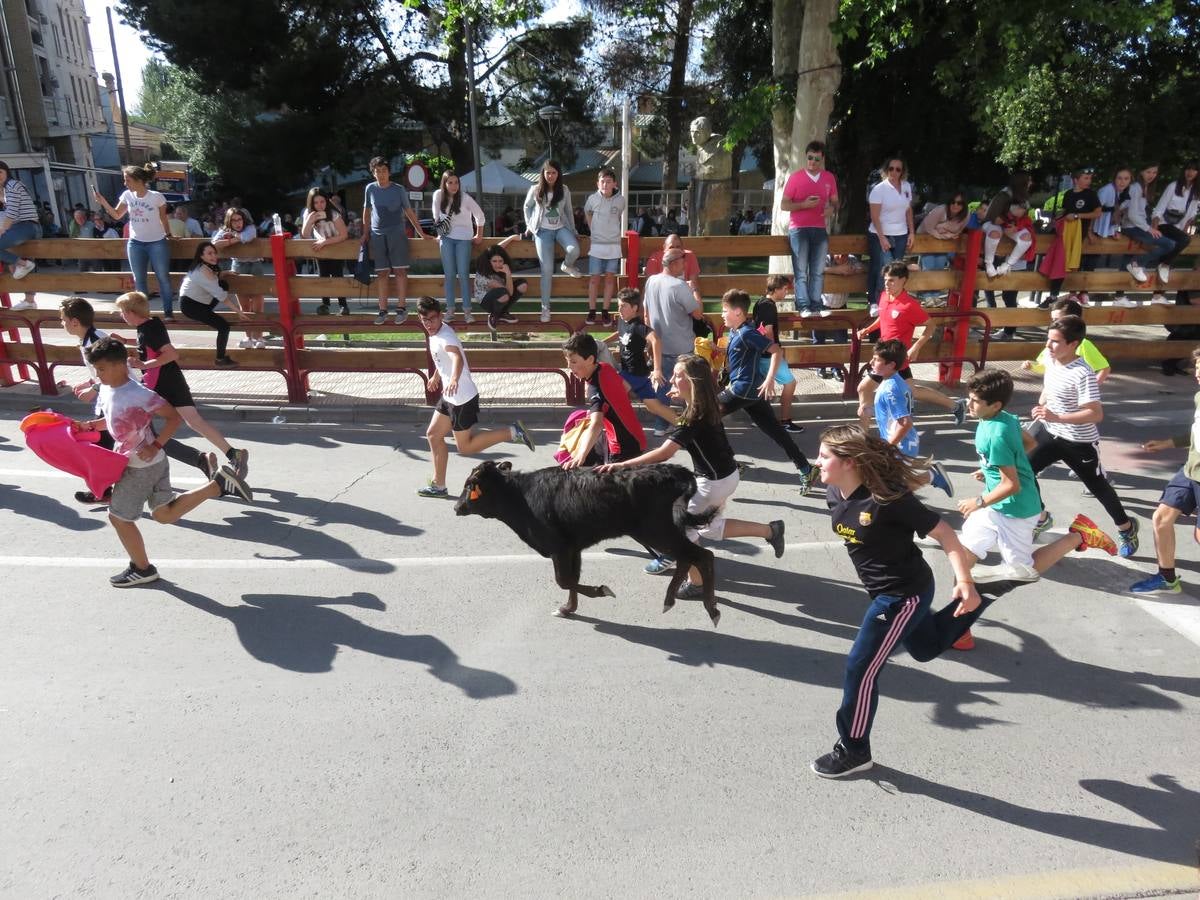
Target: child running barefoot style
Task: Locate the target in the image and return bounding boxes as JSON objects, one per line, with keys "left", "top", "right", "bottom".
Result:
{"left": 115, "top": 291, "right": 249, "bottom": 480}
{"left": 1130, "top": 347, "right": 1200, "bottom": 594}
{"left": 1020, "top": 298, "right": 1111, "bottom": 386}
{"left": 754, "top": 275, "right": 802, "bottom": 432}
{"left": 600, "top": 355, "right": 786, "bottom": 595}
{"left": 718, "top": 289, "right": 818, "bottom": 493}
{"left": 810, "top": 424, "right": 1103, "bottom": 778}
{"left": 856, "top": 263, "right": 967, "bottom": 428}
{"left": 178, "top": 241, "right": 248, "bottom": 367}
{"left": 614, "top": 287, "right": 676, "bottom": 430}
{"left": 869, "top": 339, "right": 953, "bottom": 496}
{"left": 77, "top": 337, "right": 251, "bottom": 587}
{"left": 1028, "top": 314, "right": 1139, "bottom": 556}
{"left": 415, "top": 296, "right": 535, "bottom": 497}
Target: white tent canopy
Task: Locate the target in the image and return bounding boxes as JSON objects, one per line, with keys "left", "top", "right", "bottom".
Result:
{"left": 457, "top": 161, "right": 533, "bottom": 194}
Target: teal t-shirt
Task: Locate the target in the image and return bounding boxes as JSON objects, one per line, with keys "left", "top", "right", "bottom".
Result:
{"left": 975, "top": 410, "right": 1041, "bottom": 519}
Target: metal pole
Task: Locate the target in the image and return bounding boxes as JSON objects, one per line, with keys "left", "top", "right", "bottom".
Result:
{"left": 620, "top": 97, "right": 631, "bottom": 233}
{"left": 464, "top": 19, "right": 483, "bottom": 202}
{"left": 106, "top": 8, "right": 132, "bottom": 159}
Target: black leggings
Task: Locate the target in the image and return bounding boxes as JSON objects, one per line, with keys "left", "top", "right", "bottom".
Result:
{"left": 180, "top": 296, "right": 230, "bottom": 359}
{"left": 1028, "top": 435, "right": 1130, "bottom": 528}
{"left": 317, "top": 259, "right": 349, "bottom": 311}
{"left": 719, "top": 391, "right": 810, "bottom": 470}
{"left": 480, "top": 278, "right": 527, "bottom": 316}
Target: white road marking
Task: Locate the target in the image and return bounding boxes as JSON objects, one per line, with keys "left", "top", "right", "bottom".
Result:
{"left": 0, "top": 467, "right": 205, "bottom": 485}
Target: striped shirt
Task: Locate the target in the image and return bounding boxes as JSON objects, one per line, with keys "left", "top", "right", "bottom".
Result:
{"left": 1, "top": 178, "right": 39, "bottom": 225}
{"left": 1042, "top": 356, "right": 1101, "bottom": 443}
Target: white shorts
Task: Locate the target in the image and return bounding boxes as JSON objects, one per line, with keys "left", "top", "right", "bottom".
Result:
{"left": 959, "top": 506, "right": 1039, "bottom": 567}
{"left": 686, "top": 470, "right": 740, "bottom": 542}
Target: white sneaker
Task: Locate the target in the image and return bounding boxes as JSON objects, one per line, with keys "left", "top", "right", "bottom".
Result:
{"left": 868, "top": 304, "right": 879, "bottom": 317}
{"left": 238, "top": 338, "right": 255, "bottom": 349}
{"left": 985, "top": 261, "right": 997, "bottom": 278}
{"left": 1150, "top": 293, "right": 1172, "bottom": 306}
{"left": 254, "top": 339, "right": 267, "bottom": 349}
{"left": 1157, "top": 264, "right": 1170, "bottom": 284}
{"left": 539, "top": 306, "right": 551, "bottom": 323}
{"left": 995, "top": 262, "right": 1012, "bottom": 277}
{"left": 560, "top": 262, "right": 583, "bottom": 278}
{"left": 1127, "top": 262, "right": 1148, "bottom": 283}
{"left": 971, "top": 562, "right": 1040, "bottom": 584}
{"left": 463, "top": 312, "right": 475, "bottom": 324}
{"left": 819, "top": 309, "right": 831, "bottom": 317}
{"left": 9, "top": 298, "right": 35, "bottom": 310}
{"left": 800, "top": 309, "right": 813, "bottom": 318}
{"left": 11, "top": 259, "right": 35, "bottom": 280}
{"left": 1112, "top": 295, "right": 1137, "bottom": 308}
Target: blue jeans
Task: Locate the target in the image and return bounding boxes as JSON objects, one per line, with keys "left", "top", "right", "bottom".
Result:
{"left": 534, "top": 227, "right": 580, "bottom": 308}
{"left": 439, "top": 237, "right": 473, "bottom": 313}
{"left": 128, "top": 237, "right": 174, "bottom": 316}
{"left": 866, "top": 231, "right": 909, "bottom": 308}
{"left": 788, "top": 226, "right": 829, "bottom": 313}
{"left": 1121, "top": 227, "right": 1176, "bottom": 268}
{"left": 918, "top": 252, "right": 953, "bottom": 299}
{"left": 0, "top": 220, "right": 40, "bottom": 265}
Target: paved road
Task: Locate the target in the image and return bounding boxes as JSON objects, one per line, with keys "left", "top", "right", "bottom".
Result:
{"left": 1, "top": 385, "right": 1198, "bottom": 898}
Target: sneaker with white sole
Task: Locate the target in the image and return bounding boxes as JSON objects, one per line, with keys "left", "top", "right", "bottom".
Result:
{"left": 9, "top": 297, "right": 35, "bottom": 310}
{"left": 675, "top": 581, "right": 705, "bottom": 599}
{"left": 11, "top": 259, "right": 36, "bottom": 279}
{"left": 373, "top": 311, "right": 389, "bottom": 325}
{"left": 463, "top": 312, "right": 475, "bottom": 324}
{"left": 798, "top": 465, "right": 818, "bottom": 496}
{"left": 971, "top": 562, "right": 1039, "bottom": 583}
{"left": 1033, "top": 511, "right": 1054, "bottom": 539}
{"left": 110, "top": 562, "right": 160, "bottom": 587}
{"left": 254, "top": 339, "right": 267, "bottom": 349}
{"left": 1127, "top": 262, "right": 1148, "bottom": 282}
{"left": 511, "top": 420, "right": 535, "bottom": 451}
{"left": 395, "top": 307, "right": 409, "bottom": 324}
{"left": 217, "top": 464, "right": 253, "bottom": 502}
{"left": 1129, "top": 572, "right": 1182, "bottom": 594}
{"left": 238, "top": 338, "right": 255, "bottom": 349}
{"left": 560, "top": 262, "right": 583, "bottom": 278}
{"left": 985, "top": 261, "right": 998, "bottom": 278}
{"left": 1149, "top": 293, "right": 1172, "bottom": 306}
{"left": 811, "top": 740, "right": 873, "bottom": 778}
{"left": 417, "top": 483, "right": 449, "bottom": 498}
{"left": 1157, "top": 264, "right": 1170, "bottom": 284}
{"left": 929, "top": 461, "right": 954, "bottom": 497}
{"left": 644, "top": 556, "right": 674, "bottom": 575}
{"left": 1111, "top": 294, "right": 1137, "bottom": 308}
{"left": 539, "top": 306, "right": 551, "bottom": 323}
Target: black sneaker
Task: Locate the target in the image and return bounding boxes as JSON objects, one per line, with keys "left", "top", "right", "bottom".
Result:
{"left": 217, "top": 464, "right": 253, "bottom": 501}
{"left": 586, "top": 309, "right": 597, "bottom": 324}
{"left": 601, "top": 310, "right": 612, "bottom": 326}
{"left": 214, "top": 356, "right": 238, "bottom": 367}
{"left": 834, "top": 368, "right": 845, "bottom": 383}
{"left": 316, "top": 303, "right": 331, "bottom": 316}
{"left": 811, "top": 740, "right": 873, "bottom": 778}
{"left": 783, "top": 420, "right": 805, "bottom": 433}
{"left": 499, "top": 313, "right": 519, "bottom": 324}
{"left": 227, "top": 447, "right": 249, "bottom": 479}
{"left": 110, "top": 563, "right": 160, "bottom": 587}
{"left": 768, "top": 520, "right": 785, "bottom": 558}
{"left": 74, "top": 486, "right": 114, "bottom": 505}
{"left": 487, "top": 314, "right": 498, "bottom": 334}
{"left": 198, "top": 452, "right": 218, "bottom": 480}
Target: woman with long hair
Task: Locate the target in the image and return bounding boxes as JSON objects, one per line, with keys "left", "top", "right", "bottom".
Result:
{"left": 432, "top": 170, "right": 486, "bottom": 322}
{"left": 212, "top": 207, "right": 266, "bottom": 346}
{"left": 1121, "top": 162, "right": 1176, "bottom": 300}
{"left": 473, "top": 233, "right": 526, "bottom": 333}
{"left": 179, "top": 241, "right": 247, "bottom": 366}
{"left": 865, "top": 156, "right": 915, "bottom": 314}
{"left": 93, "top": 164, "right": 177, "bottom": 319}
{"left": 522, "top": 159, "right": 582, "bottom": 322}
{"left": 915, "top": 191, "right": 968, "bottom": 301}
{"left": 598, "top": 354, "right": 785, "bottom": 597}
{"left": 0, "top": 161, "right": 40, "bottom": 301}
{"left": 1150, "top": 160, "right": 1198, "bottom": 297}
{"left": 1095, "top": 166, "right": 1135, "bottom": 307}
{"left": 301, "top": 188, "right": 350, "bottom": 315}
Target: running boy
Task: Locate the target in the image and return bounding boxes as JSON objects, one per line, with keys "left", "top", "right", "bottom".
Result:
{"left": 754, "top": 275, "right": 802, "bottom": 432}
{"left": 583, "top": 167, "right": 625, "bottom": 324}
{"left": 856, "top": 263, "right": 967, "bottom": 427}
{"left": 870, "top": 339, "right": 953, "bottom": 496}
{"left": 561, "top": 330, "right": 646, "bottom": 468}
{"left": 1021, "top": 297, "right": 1111, "bottom": 385}
{"left": 115, "top": 291, "right": 248, "bottom": 479}
{"left": 718, "top": 289, "right": 817, "bottom": 493}
{"left": 614, "top": 287, "right": 676, "bottom": 427}
{"left": 77, "top": 337, "right": 250, "bottom": 587}
{"left": 1029, "top": 315, "right": 1139, "bottom": 556}
{"left": 1129, "top": 347, "right": 1200, "bottom": 594}
{"left": 416, "top": 296, "right": 535, "bottom": 497}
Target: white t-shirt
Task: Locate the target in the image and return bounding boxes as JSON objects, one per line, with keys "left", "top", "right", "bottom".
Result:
{"left": 100, "top": 378, "right": 167, "bottom": 468}
{"left": 584, "top": 191, "right": 626, "bottom": 256}
{"left": 431, "top": 190, "right": 486, "bottom": 242}
{"left": 867, "top": 179, "right": 914, "bottom": 236}
{"left": 1042, "top": 356, "right": 1101, "bottom": 444}
{"left": 120, "top": 189, "right": 168, "bottom": 242}
{"left": 428, "top": 323, "right": 479, "bottom": 405}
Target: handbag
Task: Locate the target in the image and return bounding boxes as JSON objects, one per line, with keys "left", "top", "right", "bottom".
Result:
{"left": 435, "top": 216, "right": 453, "bottom": 238}
{"left": 354, "top": 244, "right": 373, "bottom": 285}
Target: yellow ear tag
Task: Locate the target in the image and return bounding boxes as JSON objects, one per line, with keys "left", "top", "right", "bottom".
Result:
{"left": 469, "top": 485, "right": 482, "bottom": 501}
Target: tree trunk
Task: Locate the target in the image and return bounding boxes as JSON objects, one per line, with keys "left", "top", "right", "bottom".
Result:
{"left": 769, "top": 0, "right": 842, "bottom": 273}
{"left": 661, "top": 0, "right": 696, "bottom": 193}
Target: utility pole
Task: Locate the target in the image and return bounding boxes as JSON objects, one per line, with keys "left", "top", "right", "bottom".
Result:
{"left": 106, "top": 7, "right": 132, "bottom": 160}
{"left": 464, "top": 18, "right": 483, "bottom": 201}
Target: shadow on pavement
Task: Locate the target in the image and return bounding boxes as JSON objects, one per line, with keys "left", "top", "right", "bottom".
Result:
{"left": 0, "top": 483, "right": 105, "bottom": 531}
{"left": 158, "top": 582, "right": 518, "bottom": 699}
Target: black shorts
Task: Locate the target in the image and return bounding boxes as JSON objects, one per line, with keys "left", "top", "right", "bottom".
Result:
{"left": 435, "top": 394, "right": 480, "bottom": 432}
{"left": 150, "top": 370, "right": 195, "bottom": 408}
{"left": 1160, "top": 467, "right": 1200, "bottom": 516}
{"left": 869, "top": 365, "right": 913, "bottom": 383}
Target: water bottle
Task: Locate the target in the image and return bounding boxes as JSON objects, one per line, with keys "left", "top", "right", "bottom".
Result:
{"left": 272, "top": 213, "right": 283, "bottom": 236}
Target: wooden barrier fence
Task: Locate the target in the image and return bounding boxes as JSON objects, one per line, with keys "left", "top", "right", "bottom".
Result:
{"left": 0, "top": 231, "right": 1197, "bottom": 404}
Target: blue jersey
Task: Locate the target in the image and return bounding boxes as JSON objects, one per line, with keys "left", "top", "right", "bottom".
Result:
{"left": 726, "top": 323, "right": 772, "bottom": 399}
{"left": 875, "top": 373, "right": 919, "bottom": 457}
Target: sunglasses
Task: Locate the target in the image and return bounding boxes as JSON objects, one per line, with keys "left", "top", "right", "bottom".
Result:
{"left": 887, "top": 166, "right": 904, "bottom": 173}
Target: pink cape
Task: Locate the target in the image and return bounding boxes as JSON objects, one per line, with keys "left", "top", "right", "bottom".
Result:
{"left": 20, "top": 411, "right": 129, "bottom": 497}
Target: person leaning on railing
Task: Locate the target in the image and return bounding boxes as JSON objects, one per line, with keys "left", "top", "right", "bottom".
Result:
{"left": 301, "top": 188, "right": 351, "bottom": 316}
{"left": 0, "top": 160, "right": 43, "bottom": 285}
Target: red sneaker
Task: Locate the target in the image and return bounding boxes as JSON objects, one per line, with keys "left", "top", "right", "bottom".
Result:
{"left": 952, "top": 630, "right": 975, "bottom": 651}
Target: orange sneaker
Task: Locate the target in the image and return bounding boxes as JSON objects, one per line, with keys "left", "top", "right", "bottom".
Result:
{"left": 952, "top": 630, "right": 975, "bottom": 651}
{"left": 1069, "top": 513, "right": 1118, "bottom": 555}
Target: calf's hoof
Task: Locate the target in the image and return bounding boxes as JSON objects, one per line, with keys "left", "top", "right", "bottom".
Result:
{"left": 707, "top": 607, "right": 721, "bottom": 628}
{"left": 599, "top": 585, "right": 616, "bottom": 598}
{"left": 554, "top": 603, "right": 577, "bottom": 618}
{"left": 663, "top": 598, "right": 676, "bottom": 613}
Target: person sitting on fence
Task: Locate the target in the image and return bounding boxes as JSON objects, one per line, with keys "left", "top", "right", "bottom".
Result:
{"left": 523, "top": 159, "right": 583, "bottom": 323}
{"left": 753, "top": 275, "right": 802, "bottom": 432}
{"left": 179, "top": 242, "right": 248, "bottom": 367}
{"left": 1149, "top": 160, "right": 1198, "bottom": 301}
{"left": 1038, "top": 167, "right": 1102, "bottom": 309}
{"left": 301, "top": 188, "right": 351, "bottom": 316}
{"left": 1117, "top": 163, "right": 1174, "bottom": 303}
{"left": 584, "top": 167, "right": 626, "bottom": 325}
{"left": 979, "top": 171, "right": 1033, "bottom": 280}
{"left": 212, "top": 207, "right": 267, "bottom": 348}
{"left": 1094, "top": 167, "right": 1135, "bottom": 307}
{"left": 473, "top": 234, "right": 526, "bottom": 334}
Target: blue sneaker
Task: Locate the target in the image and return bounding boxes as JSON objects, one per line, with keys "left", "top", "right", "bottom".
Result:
{"left": 512, "top": 420, "right": 535, "bottom": 451}
{"left": 1118, "top": 517, "right": 1140, "bottom": 558}
{"left": 1033, "top": 511, "right": 1054, "bottom": 539}
{"left": 929, "top": 461, "right": 954, "bottom": 497}
{"left": 644, "top": 556, "right": 674, "bottom": 575}
{"left": 1129, "top": 572, "right": 1181, "bottom": 594}
{"left": 417, "top": 483, "right": 449, "bottom": 498}
{"left": 953, "top": 398, "right": 967, "bottom": 426}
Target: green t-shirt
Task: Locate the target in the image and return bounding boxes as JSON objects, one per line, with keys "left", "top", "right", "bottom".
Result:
{"left": 975, "top": 410, "right": 1041, "bottom": 519}
{"left": 1031, "top": 339, "right": 1108, "bottom": 375}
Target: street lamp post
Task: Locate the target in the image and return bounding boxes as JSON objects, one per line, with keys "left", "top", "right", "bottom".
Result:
{"left": 537, "top": 105, "right": 565, "bottom": 161}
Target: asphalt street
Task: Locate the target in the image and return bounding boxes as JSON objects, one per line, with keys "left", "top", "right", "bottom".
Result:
{"left": 1, "top": 380, "right": 1198, "bottom": 899}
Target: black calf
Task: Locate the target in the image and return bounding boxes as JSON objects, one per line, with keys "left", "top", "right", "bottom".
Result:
{"left": 455, "top": 461, "right": 720, "bottom": 625}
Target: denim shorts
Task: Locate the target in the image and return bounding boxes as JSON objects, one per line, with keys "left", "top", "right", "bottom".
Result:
{"left": 588, "top": 255, "right": 622, "bottom": 276}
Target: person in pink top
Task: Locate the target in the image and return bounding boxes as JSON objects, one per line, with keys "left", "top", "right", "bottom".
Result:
{"left": 855, "top": 262, "right": 966, "bottom": 427}
{"left": 781, "top": 140, "right": 839, "bottom": 317}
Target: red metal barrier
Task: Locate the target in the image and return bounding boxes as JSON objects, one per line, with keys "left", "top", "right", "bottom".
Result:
{"left": 625, "top": 230, "right": 640, "bottom": 291}
{"left": 0, "top": 291, "right": 35, "bottom": 386}
{"left": 269, "top": 233, "right": 308, "bottom": 402}
{"left": 941, "top": 228, "right": 984, "bottom": 386}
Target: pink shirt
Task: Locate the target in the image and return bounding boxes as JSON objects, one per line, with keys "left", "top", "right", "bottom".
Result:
{"left": 784, "top": 169, "right": 838, "bottom": 229}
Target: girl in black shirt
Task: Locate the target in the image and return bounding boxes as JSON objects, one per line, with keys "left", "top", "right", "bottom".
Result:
{"left": 599, "top": 355, "right": 784, "bottom": 597}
